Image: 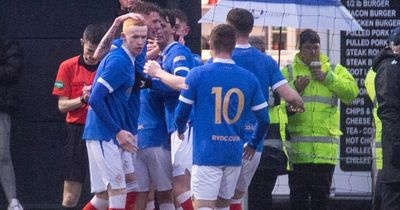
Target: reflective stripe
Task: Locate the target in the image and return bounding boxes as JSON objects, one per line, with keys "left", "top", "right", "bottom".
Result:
{"left": 290, "top": 136, "right": 338, "bottom": 143}
{"left": 302, "top": 96, "right": 338, "bottom": 106}
{"left": 375, "top": 142, "right": 382, "bottom": 148}
{"left": 264, "top": 138, "right": 283, "bottom": 149}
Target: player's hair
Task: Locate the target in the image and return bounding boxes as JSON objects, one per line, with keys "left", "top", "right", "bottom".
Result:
{"left": 82, "top": 23, "right": 107, "bottom": 45}
{"left": 226, "top": 8, "right": 254, "bottom": 37}
{"left": 122, "top": 18, "right": 146, "bottom": 33}
{"left": 159, "top": 9, "right": 176, "bottom": 28}
{"left": 299, "top": 29, "right": 320, "bottom": 49}
{"left": 130, "top": 1, "right": 160, "bottom": 16}
{"left": 210, "top": 24, "right": 236, "bottom": 54}
{"left": 171, "top": 8, "right": 188, "bottom": 24}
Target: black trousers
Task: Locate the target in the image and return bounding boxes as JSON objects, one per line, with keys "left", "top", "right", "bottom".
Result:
{"left": 288, "top": 164, "right": 335, "bottom": 210}
{"left": 248, "top": 169, "right": 278, "bottom": 210}
{"left": 381, "top": 181, "right": 400, "bottom": 210}
{"left": 373, "top": 170, "right": 382, "bottom": 210}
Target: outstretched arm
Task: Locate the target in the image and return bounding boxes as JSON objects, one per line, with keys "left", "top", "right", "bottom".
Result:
{"left": 93, "top": 13, "right": 144, "bottom": 60}
{"left": 144, "top": 60, "right": 186, "bottom": 91}
{"left": 275, "top": 83, "right": 305, "bottom": 112}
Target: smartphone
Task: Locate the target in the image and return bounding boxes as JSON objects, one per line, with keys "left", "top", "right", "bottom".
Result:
{"left": 310, "top": 61, "right": 321, "bottom": 67}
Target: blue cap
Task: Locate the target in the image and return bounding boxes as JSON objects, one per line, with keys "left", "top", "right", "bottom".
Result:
{"left": 388, "top": 27, "right": 400, "bottom": 45}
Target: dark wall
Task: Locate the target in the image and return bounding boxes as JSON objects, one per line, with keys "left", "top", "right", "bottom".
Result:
{"left": 0, "top": 0, "right": 200, "bottom": 209}
{"left": 0, "top": 1, "right": 117, "bottom": 209}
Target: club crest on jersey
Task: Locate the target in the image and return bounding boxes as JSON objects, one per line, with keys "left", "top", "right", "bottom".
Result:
{"left": 54, "top": 81, "right": 64, "bottom": 89}
{"left": 173, "top": 56, "right": 186, "bottom": 63}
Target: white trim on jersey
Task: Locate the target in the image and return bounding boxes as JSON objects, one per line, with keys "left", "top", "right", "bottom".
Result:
{"left": 272, "top": 79, "right": 288, "bottom": 91}
{"left": 174, "top": 66, "right": 190, "bottom": 75}
{"left": 179, "top": 95, "right": 194, "bottom": 105}
{"left": 251, "top": 101, "right": 268, "bottom": 111}
{"left": 98, "top": 77, "right": 114, "bottom": 93}
{"left": 235, "top": 43, "right": 251, "bottom": 49}
{"left": 121, "top": 45, "right": 136, "bottom": 65}
{"left": 213, "top": 58, "right": 235, "bottom": 64}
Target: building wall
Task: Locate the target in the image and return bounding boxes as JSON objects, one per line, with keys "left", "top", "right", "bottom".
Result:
{"left": 0, "top": 0, "right": 200, "bottom": 208}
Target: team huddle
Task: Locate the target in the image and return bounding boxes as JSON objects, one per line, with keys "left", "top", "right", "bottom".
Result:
{"left": 52, "top": 1, "right": 359, "bottom": 210}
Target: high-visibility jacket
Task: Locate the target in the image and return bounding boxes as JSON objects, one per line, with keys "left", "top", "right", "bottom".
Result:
{"left": 281, "top": 54, "right": 359, "bottom": 165}
{"left": 265, "top": 90, "right": 288, "bottom": 147}
{"left": 365, "top": 69, "right": 382, "bottom": 170}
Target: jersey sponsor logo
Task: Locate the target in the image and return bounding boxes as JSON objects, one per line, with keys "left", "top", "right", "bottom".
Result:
{"left": 212, "top": 135, "right": 240, "bottom": 142}
{"left": 54, "top": 81, "right": 64, "bottom": 89}
{"left": 173, "top": 55, "right": 186, "bottom": 63}
{"left": 140, "top": 80, "right": 146, "bottom": 88}
{"left": 244, "top": 124, "right": 256, "bottom": 131}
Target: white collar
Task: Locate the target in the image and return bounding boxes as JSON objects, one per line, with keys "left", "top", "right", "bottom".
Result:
{"left": 235, "top": 43, "right": 251, "bottom": 49}
{"left": 121, "top": 45, "right": 136, "bottom": 65}
{"left": 213, "top": 58, "right": 235, "bottom": 64}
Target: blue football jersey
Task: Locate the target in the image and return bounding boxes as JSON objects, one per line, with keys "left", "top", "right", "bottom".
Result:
{"left": 83, "top": 46, "right": 136, "bottom": 141}
{"left": 137, "top": 89, "right": 169, "bottom": 149}
{"left": 179, "top": 59, "right": 268, "bottom": 166}
{"left": 233, "top": 45, "right": 287, "bottom": 151}
{"left": 192, "top": 53, "right": 203, "bottom": 67}
{"left": 159, "top": 42, "right": 195, "bottom": 133}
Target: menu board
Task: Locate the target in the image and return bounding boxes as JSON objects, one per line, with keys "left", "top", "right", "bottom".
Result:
{"left": 340, "top": 0, "right": 400, "bottom": 171}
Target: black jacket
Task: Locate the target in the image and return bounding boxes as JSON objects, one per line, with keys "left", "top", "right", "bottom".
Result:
{"left": 0, "top": 38, "right": 23, "bottom": 114}
{"left": 374, "top": 47, "right": 400, "bottom": 183}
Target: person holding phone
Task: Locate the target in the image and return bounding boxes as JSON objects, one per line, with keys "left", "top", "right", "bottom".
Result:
{"left": 281, "top": 29, "right": 359, "bottom": 210}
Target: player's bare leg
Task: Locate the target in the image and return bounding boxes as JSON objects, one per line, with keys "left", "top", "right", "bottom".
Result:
{"left": 146, "top": 188, "right": 155, "bottom": 210}
{"left": 173, "top": 169, "right": 192, "bottom": 210}
{"left": 83, "top": 191, "right": 108, "bottom": 210}
{"left": 158, "top": 189, "right": 174, "bottom": 210}
{"left": 215, "top": 197, "right": 231, "bottom": 210}
{"left": 62, "top": 181, "right": 82, "bottom": 208}
{"left": 135, "top": 191, "right": 149, "bottom": 210}
{"left": 193, "top": 199, "right": 215, "bottom": 210}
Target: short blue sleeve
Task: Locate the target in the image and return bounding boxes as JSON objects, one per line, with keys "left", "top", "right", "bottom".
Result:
{"left": 97, "top": 55, "right": 132, "bottom": 93}
{"left": 267, "top": 56, "right": 286, "bottom": 90}
{"left": 250, "top": 74, "right": 269, "bottom": 111}
{"left": 170, "top": 51, "right": 192, "bottom": 77}
{"left": 179, "top": 70, "right": 198, "bottom": 105}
